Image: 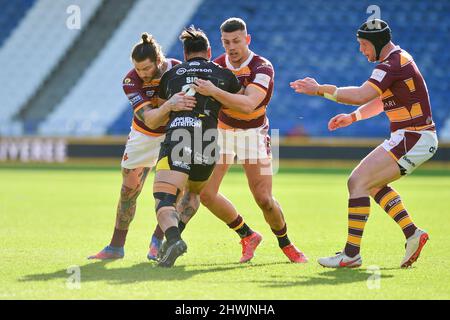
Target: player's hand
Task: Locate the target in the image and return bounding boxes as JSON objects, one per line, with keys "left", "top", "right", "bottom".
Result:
{"left": 192, "top": 79, "right": 217, "bottom": 97}
{"left": 290, "top": 77, "right": 320, "bottom": 95}
{"left": 167, "top": 92, "right": 196, "bottom": 111}
{"left": 328, "top": 113, "right": 353, "bottom": 131}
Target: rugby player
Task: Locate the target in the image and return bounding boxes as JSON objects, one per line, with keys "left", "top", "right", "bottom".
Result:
{"left": 193, "top": 18, "right": 308, "bottom": 264}
{"left": 88, "top": 33, "right": 198, "bottom": 261}
{"left": 149, "top": 26, "right": 253, "bottom": 267}
{"left": 290, "top": 19, "right": 438, "bottom": 268}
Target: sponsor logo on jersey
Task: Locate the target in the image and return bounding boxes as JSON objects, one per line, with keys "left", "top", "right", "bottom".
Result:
{"left": 129, "top": 94, "right": 143, "bottom": 106}
{"left": 402, "top": 155, "right": 416, "bottom": 167}
{"left": 370, "top": 69, "right": 387, "bottom": 82}
{"left": 146, "top": 90, "right": 155, "bottom": 97}
{"left": 172, "top": 160, "right": 191, "bottom": 170}
{"left": 176, "top": 67, "right": 213, "bottom": 75}
{"left": 183, "top": 146, "right": 192, "bottom": 155}
{"left": 123, "top": 78, "right": 134, "bottom": 86}
{"left": 189, "top": 61, "right": 200, "bottom": 66}
{"left": 194, "top": 151, "right": 212, "bottom": 165}
{"left": 384, "top": 100, "right": 397, "bottom": 108}
{"left": 253, "top": 73, "right": 271, "bottom": 89}
{"left": 169, "top": 117, "right": 202, "bottom": 128}
{"left": 256, "top": 63, "right": 271, "bottom": 70}
{"left": 176, "top": 68, "right": 187, "bottom": 75}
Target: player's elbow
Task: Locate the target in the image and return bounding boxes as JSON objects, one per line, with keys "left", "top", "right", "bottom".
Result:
{"left": 242, "top": 105, "right": 256, "bottom": 114}
{"left": 145, "top": 119, "right": 161, "bottom": 130}
{"left": 146, "top": 123, "right": 158, "bottom": 130}
{"left": 241, "top": 101, "right": 259, "bottom": 114}
{"left": 229, "top": 104, "right": 254, "bottom": 114}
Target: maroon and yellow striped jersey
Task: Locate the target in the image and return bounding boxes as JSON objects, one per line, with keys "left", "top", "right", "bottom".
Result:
{"left": 122, "top": 58, "right": 181, "bottom": 136}
{"left": 214, "top": 51, "right": 274, "bottom": 129}
{"left": 367, "top": 46, "right": 435, "bottom": 133}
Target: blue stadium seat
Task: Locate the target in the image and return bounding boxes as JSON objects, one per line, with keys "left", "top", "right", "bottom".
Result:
{"left": 0, "top": 0, "right": 36, "bottom": 47}
{"left": 107, "top": 0, "right": 450, "bottom": 137}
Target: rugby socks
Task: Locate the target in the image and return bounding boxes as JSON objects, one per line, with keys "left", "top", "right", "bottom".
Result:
{"left": 227, "top": 215, "right": 253, "bottom": 239}
{"left": 165, "top": 226, "right": 182, "bottom": 245}
{"left": 153, "top": 225, "right": 165, "bottom": 240}
{"left": 344, "top": 197, "right": 370, "bottom": 257}
{"left": 374, "top": 186, "right": 417, "bottom": 239}
{"left": 110, "top": 228, "right": 128, "bottom": 248}
{"left": 271, "top": 224, "right": 291, "bottom": 249}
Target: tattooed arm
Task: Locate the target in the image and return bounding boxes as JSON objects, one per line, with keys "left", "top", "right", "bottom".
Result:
{"left": 134, "top": 104, "right": 167, "bottom": 129}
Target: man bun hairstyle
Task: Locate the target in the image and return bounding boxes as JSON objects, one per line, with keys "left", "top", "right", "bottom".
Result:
{"left": 220, "top": 17, "right": 247, "bottom": 33}
{"left": 131, "top": 32, "right": 165, "bottom": 62}
{"left": 179, "top": 25, "right": 210, "bottom": 54}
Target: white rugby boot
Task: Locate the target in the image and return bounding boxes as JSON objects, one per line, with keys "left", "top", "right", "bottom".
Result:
{"left": 318, "top": 251, "right": 362, "bottom": 268}
{"left": 400, "top": 229, "right": 429, "bottom": 268}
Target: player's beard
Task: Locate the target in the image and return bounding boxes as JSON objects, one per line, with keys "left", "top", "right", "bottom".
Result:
{"left": 142, "top": 69, "right": 161, "bottom": 83}
{"left": 154, "top": 67, "right": 162, "bottom": 80}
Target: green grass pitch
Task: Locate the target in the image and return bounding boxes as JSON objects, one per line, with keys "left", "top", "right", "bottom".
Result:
{"left": 1, "top": 165, "right": 449, "bottom": 300}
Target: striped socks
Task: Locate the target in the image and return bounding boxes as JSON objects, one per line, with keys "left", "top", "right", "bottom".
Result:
{"left": 344, "top": 197, "right": 370, "bottom": 257}
{"left": 374, "top": 186, "right": 417, "bottom": 239}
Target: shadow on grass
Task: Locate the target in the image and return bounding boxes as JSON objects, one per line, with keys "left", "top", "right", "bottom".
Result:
{"left": 251, "top": 267, "right": 397, "bottom": 288}
{"left": 18, "top": 260, "right": 291, "bottom": 285}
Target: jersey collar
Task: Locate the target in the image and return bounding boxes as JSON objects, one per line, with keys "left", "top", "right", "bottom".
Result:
{"left": 187, "top": 57, "right": 209, "bottom": 62}
{"left": 225, "top": 50, "right": 254, "bottom": 71}
{"left": 381, "top": 45, "right": 401, "bottom": 62}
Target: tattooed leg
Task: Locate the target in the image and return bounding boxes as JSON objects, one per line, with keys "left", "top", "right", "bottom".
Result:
{"left": 115, "top": 167, "right": 150, "bottom": 230}
{"left": 155, "top": 206, "right": 180, "bottom": 231}
{"left": 177, "top": 190, "right": 200, "bottom": 224}
{"left": 109, "top": 167, "right": 150, "bottom": 248}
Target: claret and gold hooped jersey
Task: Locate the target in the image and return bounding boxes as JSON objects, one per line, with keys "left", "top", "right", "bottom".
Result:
{"left": 214, "top": 51, "right": 274, "bottom": 129}
{"left": 367, "top": 46, "right": 435, "bottom": 133}
{"left": 122, "top": 58, "right": 181, "bottom": 136}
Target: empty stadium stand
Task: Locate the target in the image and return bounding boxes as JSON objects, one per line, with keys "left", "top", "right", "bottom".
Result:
{"left": 0, "top": 0, "right": 448, "bottom": 140}
{"left": 16, "top": 0, "right": 135, "bottom": 133}
{"left": 38, "top": 0, "right": 203, "bottom": 136}
{"left": 162, "top": 0, "right": 449, "bottom": 138}
{"left": 0, "top": 0, "right": 35, "bottom": 47}
{"left": 0, "top": 0, "right": 102, "bottom": 136}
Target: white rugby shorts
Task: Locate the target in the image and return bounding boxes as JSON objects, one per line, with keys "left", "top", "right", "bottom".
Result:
{"left": 121, "top": 128, "right": 165, "bottom": 169}
{"left": 381, "top": 129, "right": 438, "bottom": 174}
{"left": 218, "top": 123, "right": 272, "bottom": 162}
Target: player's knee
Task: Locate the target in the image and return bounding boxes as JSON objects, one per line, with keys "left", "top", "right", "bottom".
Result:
{"left": 189, "top": 193, "right": 201, "bottom": 212}
{"left": 347, "top": 175, "right": 358, "bottom": 192}
{"left": 119, "top": 183, "right": 142, "bottom": 201}
{"left": 347, "top": 174, "right": 369, "bottom": 193}
{"left": 254, "top": 194, "right": 274, "bottom": 212}
{"left": 153, "top": 181, "right": 180, "bottom": 212}
{"left": 154, "top": 192, "right": 178, "bottom": 213}
{"left": 199, "top": 189, "right": 215, "bottom": 207}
